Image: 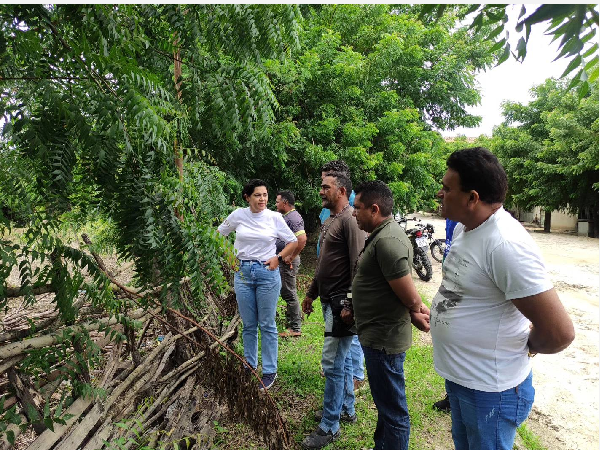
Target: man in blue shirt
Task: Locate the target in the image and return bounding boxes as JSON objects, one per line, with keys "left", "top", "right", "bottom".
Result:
{"left": 317, "top": 160, "right": 365, "bottom": 392}
{"left": 444, "top": 218, "right": 458, "bottom": 261}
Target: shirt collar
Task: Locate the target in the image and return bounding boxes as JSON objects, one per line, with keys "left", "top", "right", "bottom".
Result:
{"left": 364, "top": 217, "right": 394, "bottom": 247}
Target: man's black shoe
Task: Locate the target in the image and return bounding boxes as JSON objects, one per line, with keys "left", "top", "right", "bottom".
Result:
{"left": 301, "top": 427, "right": 340, "bottom": 449}
{"left": 432, "top": 394, "right": 451, "bottom": 413}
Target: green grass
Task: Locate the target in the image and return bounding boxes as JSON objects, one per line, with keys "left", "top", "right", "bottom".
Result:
{"left": 270, "top": 294, "right": 452, "bottom": 450}
{"left": 517, "top": 423, "right": 548, "bottom": 450}
{"left": 231, "top": 280, "right": 546, "bottom": 450}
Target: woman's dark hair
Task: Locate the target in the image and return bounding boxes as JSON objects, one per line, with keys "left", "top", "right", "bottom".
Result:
{"left": 242, "top": 179, "right": 268, "bottom": 201}
{"left": 446, "top": 147, "right": 508, "bottom": 204}
{"left": 277, "top": 190, "right": 295, "bottom": 205}
{"left": 354, "top": 180, "right": 394, "bottom": 217}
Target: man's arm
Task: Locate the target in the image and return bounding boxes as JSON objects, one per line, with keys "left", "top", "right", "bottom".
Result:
{"left": 345, "top": 215, "right": 365, "bottom": 279}
{"left": 387, "top": 274, "right": 423, "bottom": 313}
{"left": 287, "top": 232, "right": 307, "bottom": 262}
{"left": 511, "top": 288, "right": 575, "bottom": 354}
{"left": 302, "top": 276, "right": 319, "bottom": 318}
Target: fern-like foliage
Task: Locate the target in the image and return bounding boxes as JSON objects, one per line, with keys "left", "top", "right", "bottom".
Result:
{"left": 0, "top": 4, "right": 300, "bottom": 438}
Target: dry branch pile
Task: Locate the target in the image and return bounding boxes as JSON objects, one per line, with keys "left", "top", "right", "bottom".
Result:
{"left": 1, "top": 247, "right": 291, "bottom": 450}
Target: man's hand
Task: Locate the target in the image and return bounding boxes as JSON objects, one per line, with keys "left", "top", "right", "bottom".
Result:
{"left": 410, "top": 304, "right": 431, "bottom": 332}
{"left": 340, "top": 307, "right": 354, "bottom": 325}
{"left": 415, "top": 303, "right": 430, "bottom": 316}
{"left": 302, "top": 296, "right": 314, "bottom": 317}
{"left": 513, "top": 288, "right": 574, "bottom": 354}
{"left": 264, "top": 256, "right": 279, "bottom": 270}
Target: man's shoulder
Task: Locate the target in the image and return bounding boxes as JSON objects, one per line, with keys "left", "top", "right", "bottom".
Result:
{"left": 375, "top": 220, "right": 408, "bottom": 241}
{"left": 484, "top": 209, "right": 532, "bottom": 245}
{"left": 284, "top": 209, "right": 305, "bottom": 230}
{"left": 340, "top": 208, "right": 362, "bottom": 230}
{"left": 287, "top": 209, "right": 304, "bottom": 221}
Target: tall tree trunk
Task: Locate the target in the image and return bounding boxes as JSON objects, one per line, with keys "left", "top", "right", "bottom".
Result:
{"left": 544, "top": 210, "right": 552, "bottom": 233}
{"left": 173, "top": 33, "right": 184, "bottom": 221}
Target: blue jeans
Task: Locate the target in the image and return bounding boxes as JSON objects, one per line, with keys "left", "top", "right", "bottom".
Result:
{"left": 362, "top": 346, "right": 410, "bottom": 450}
{"left": 351, "top": 335, "right": 365, "bottom": 381}
{"left": 320, "top": 302, "right": 355, "bottom": 434}
{"left": 234, "top": 261, "right": 281, "bottom": 375}
{"left": 445, "top": 371, "right": 535, "bottom": 450}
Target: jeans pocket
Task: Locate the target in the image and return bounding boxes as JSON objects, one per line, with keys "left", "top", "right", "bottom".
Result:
{"left": 515, "top": 396, "right": 533, "bottom": 426}
{"left": 514, "top": 378, "right": 535, "bottom": 426}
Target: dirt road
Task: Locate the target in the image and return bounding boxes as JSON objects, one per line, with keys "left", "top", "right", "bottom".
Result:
{"left": 411, "top": 213, "right": 599, "bottom": 450}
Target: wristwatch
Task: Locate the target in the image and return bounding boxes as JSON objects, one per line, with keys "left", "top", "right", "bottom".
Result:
{"left": 277, "top": 254, "right": 283, "bottom": 263}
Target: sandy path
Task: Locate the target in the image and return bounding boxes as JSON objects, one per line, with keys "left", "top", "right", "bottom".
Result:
{"left": 411, "top": 213, "right": 599, "bottom": 450}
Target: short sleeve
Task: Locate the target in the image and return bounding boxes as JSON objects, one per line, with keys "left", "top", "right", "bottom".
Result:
{"left": 375, "top": 236, "right": 411, "bottom": 281}
{"left": 489, "top": 240, "right": 553, "bottom": 300}
{"left": 217, "top": 210, "right": 238, "bottom": 236}
{"left": 276, "top": 214, "right": 298, "bottom": 244}
{"left": 288, "top": 214, "right": 305, "bottom": 236}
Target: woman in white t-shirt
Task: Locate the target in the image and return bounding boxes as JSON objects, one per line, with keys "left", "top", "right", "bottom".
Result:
{"left": 217, "top": 179, "right": 297, "bottom": 390}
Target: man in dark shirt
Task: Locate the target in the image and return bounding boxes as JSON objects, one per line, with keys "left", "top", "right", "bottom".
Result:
{"left": 345, "top": 180, "right": 430, "bottom": 450}
{"left": 275, "top": 190, "right": 307, "bottom": 337}
{"left": 318, "top": 159, "right": 365, "bottom": 391}
{"left": 301, "top": 171, "right": 366, "bottom": 449}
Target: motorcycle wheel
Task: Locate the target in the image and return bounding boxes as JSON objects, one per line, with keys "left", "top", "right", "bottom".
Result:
{"left": 430, "top": 240, "right": 445, "bottom": 263}
{"left": 413, "top": 248, "right": 433, "bottom": 281}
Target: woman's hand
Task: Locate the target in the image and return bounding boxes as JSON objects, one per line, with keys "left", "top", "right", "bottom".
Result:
{"left": 264, "top": 256, "right": 279, "bottom": 270}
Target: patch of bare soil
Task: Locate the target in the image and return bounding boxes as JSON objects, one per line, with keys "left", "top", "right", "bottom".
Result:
{"left": 412, "top": 213, "right": 599, "bottom": 450}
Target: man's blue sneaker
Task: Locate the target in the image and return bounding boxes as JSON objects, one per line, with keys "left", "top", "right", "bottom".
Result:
{"left": 259, "top": 372, "right": 277, "bottom": 390}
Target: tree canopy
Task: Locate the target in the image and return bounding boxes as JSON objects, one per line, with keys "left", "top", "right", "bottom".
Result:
{"left": 421, "top": 4, "right": 599, "bottom": 97}
{"left": 243, "top": 4, "right": 497, "bottom": 224}
{"left": 491, "top": 78, "right": 599, "bottom": 236}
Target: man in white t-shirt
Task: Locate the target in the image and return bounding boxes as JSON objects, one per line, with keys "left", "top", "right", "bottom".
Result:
{"left": 430, "top": 147, "right": 574, "bottom": 450}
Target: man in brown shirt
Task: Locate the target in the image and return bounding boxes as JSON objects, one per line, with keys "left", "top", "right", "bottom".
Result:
{"left": 301, "top": 171, "right": 366, "bottom": 449}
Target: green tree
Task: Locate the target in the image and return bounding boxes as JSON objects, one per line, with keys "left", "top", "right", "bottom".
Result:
{"left": 491, "top": 78, "right": 599, "bottom": 235}
{"left": 1, "top": 3, "right": 300, "bottom": 301}
{"left": 248, "top": 4, "right": 496, "bottom": 226}
{"left": 0, "top": 4, "right": 300, "bottom": 444}
{"left": 421, "top": 4, "right": 599, "bottom": 97}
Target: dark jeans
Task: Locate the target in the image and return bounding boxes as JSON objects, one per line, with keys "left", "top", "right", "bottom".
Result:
{"left": 362, "top": 346, "right": 410, "bottom": 450}
{"left": 279, "top": 256, "right": 302, "bottom": 332}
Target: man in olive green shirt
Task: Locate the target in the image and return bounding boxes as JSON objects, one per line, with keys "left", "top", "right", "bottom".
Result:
{"left": 343, "top": 180, "right": 430, "bottom": 450}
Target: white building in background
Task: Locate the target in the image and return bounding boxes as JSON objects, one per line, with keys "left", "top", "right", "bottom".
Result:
{"left": 513, "top": 207, "right": 584, "bottom": 235}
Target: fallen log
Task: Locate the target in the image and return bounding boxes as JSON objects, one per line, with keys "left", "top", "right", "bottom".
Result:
{"left": 26, "top": 397, "right": 93, "bottom": 450}
{"left": 7, "top": 368, "right": 45, "bottom": 435}
{"left": 4, "top": 285, "right": 54, "bottom": 298}
{"left": 0, "top": 308, "right": 149, "bottom": 360}
{"left": 0, "top": 355, "right": 24, "bottom": 377}
{"left": 0, "top": 412, "right": 26, "bottom": 450}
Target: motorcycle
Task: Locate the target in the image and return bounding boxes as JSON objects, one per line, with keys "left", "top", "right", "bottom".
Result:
{"left": 397, "top": 216, "right": 433, "bottom": 282}
{"left": 423, "top": 223, "right": 446, "bottom": 263}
